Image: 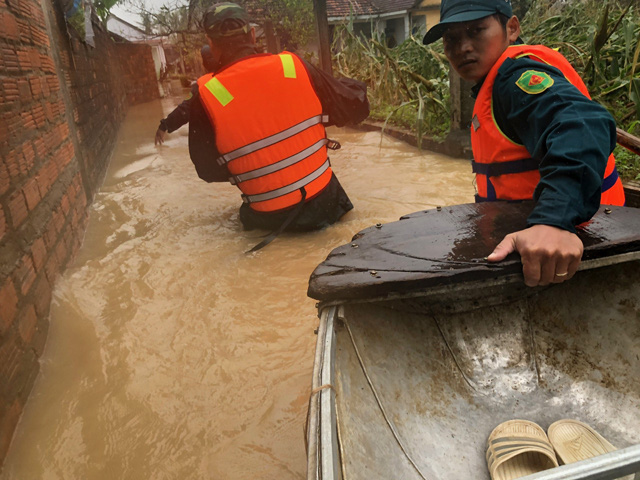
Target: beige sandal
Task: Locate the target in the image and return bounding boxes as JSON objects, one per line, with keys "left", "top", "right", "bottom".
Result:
{"left": 487, "top": 419, "right": 559, "bottom": 480}
{"left": 548, "top": 419, "right": 634, "bottom": 480}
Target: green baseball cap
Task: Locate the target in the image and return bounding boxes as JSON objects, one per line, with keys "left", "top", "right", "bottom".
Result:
{"left": 203, "top": 2, "right": 250, "bottom": 39}
{"left": 423, "top": 0, "right": 513, "bottom": 45}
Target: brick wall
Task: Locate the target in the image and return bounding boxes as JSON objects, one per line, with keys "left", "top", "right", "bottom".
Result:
{"left": 0, "top": 0, "right": 159, "bottom": 467}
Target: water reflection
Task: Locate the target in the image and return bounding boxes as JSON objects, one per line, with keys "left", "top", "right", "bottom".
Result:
{"left": 2, "top": 96, "right": 474, "bottom": 479}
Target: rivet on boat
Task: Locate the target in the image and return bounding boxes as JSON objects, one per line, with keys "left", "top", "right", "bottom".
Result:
{"left": 370, "top": 270, "right": 377, "bottom": 276}
{"left": 605, "top": 208, "right": 612, "bottom": 214}
{"left": 351, "top": 243, "right": 358, "bottom": 248}
{"left": 375, "top": 223, "right": 382, "bottom": 228}
{"left": 437, "top": 206, "right": 442, "bottom": 211}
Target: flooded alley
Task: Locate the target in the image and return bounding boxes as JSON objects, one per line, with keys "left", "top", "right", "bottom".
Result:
{"left": 2, "top": 95, "right": 474, "bottom": 479}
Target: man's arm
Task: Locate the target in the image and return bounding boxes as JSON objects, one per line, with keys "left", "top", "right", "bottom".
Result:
{"left": 488, "top": 57, "right": 616, "bottom": 286}
{"left": 300, "top": 57, "right": 370, "bottom": 127}
{"left": 155, "top": 84, "right": 199, "bottom": 145}
{"left": 188, "top": 91, "right": 229, "bottom": 183}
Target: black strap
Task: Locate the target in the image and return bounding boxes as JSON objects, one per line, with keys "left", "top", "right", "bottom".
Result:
{"left": 245, "top": 187, "right": 307, "bottom": 253}
{"left": 472, "top": 157, "right": 540, "bottom": 177}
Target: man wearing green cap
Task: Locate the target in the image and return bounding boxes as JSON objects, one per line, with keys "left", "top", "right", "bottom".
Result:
{"left": 423, "top": 0, "right": 625, "bottom": 287}
{"left": 187, "top": 2, "right": 369, "bottom": 249}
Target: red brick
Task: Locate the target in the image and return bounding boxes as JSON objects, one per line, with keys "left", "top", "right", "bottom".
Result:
{"left": 0, "top": 337, "right": 20, "bottom": 386}
{"left": 21, "top": 110, "right": 36, "bottom": 131}
{"left": 52, "top": 207, "right": 64, "bottom": 234}
{"left": 22, "top": 142, "right": 35, "bottom": 170}
{"left": 0, "top": 400, "right": 22, "bottom": 462}
{"left": 32, "top": 135, "right": 45, "bottom": 158}
{"left": 30, "top": 237, "right": 47, "bottom": 272}
{"left": 1, "top": 78, "right": 18, "bottom": 103}
{"left": 46, "top": 76, "right": 59, "bottom": 93}
{"left": 0, "top": 162, "right": 9, "bottom": 196}
{"left": 29, "top": 77, "right": 42, "bottom": 98}
{"left": 55, "top": 237, "right": 67, "bottom": 267}
{"left": 15, "top": 254, "right": 36, "bottom": 296}
{"left": 43, "top": 100, "right": 54, "bottom": 122}
{"left": 1, "top": 111, "right": 23, "bottom": 144}
{"left": 8, "top": 190, "right": 28, "bottom": 227}
{"left": 43, "top": 249, "right": 59, "bottom": 284}
{"left": 35, "top": 161, "right": 56, "bottom": 199}
{"left": 29, "top": 49, "right": 40, "bottom": 68}
{"left": 18, "top": 304, "right": 37, "bottom": 343}
{"left": 52, "top": 141, "right": 74, "bottom": 172}
{"left": 17, "top": 80, "right": 31, "bottom": 102}
{"left": 31, "top": 25, "right": 49, "bottom": 48}
{"left": 32, "top": 276, "right": 51, "bottom": 317}
{"left": 39, "top": 54, "right": 54, "bottom": 73}
{"left": 0, "top": 207, "right": 6, "bottom": 242}
{"left": 0, "top": 278, "right": 19, "bottom": 334}
{"left": 60, "top": 192, "right": 70, "bottom": 215}
{"left": 2, "top": 47, "right": 19, "bottom": 73}
{"left": 41, "top": 76, "right": 50, "bottom": 97}
{"left": 17, "top": 47, "right": 31, "bottom": 70}
{"left": 22, "top": 177, "right": 41, "bottom": 211}
{"left": 3, "top": 148, "right": 21, "bottom": 180}
{"left": 15, "top": 16, "right": 30, "bottom": 43}
{"left": 0, "top": 12, "right": 19, "bottom": 41}
{"left": 32, "top": 104, "right": 45, "bottom": 128}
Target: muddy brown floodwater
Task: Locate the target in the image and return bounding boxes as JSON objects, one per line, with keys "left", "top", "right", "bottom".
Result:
{"left": 2, "top": 95, "right": 474, "bottom": 479}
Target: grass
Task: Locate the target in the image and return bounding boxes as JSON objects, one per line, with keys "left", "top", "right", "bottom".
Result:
{"left": 331, "top": 0, "right": 640, "bottom": 180}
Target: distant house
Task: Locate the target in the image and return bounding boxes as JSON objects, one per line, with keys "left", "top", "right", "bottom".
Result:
{"left": 327, "top": 0, "right": 441, "bottom": 45}
{"left": 106, "top": 14, "right": 169, "bottom": 95}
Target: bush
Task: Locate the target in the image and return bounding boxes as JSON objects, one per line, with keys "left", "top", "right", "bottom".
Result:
{"left": 332, "top": 22, "right": 450, "bottom": 143}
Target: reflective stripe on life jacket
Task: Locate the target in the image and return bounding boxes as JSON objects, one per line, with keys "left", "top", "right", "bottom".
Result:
{"left": 471, "top": 44, "right": 625, "bottom": 206}
{"left": 197, "top": 52, "right": 333, "bottom": 212}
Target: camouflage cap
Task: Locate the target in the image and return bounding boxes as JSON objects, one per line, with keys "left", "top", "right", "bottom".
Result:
{"left": 203, "top": 2, "right": 250, "bottom": 39}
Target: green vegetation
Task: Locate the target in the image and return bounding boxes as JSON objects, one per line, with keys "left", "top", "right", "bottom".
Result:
{"left": 333, "top": 22, "right": 450, "bottom": 141}
{"left": 333, "top": 0, "right": 640, "bottom": 180}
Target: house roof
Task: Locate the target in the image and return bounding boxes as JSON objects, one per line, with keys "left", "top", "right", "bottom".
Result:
{"left": 327, "top": 0, "right": 420, "bottom": 18}
{"left": 327, "top": 0, "right": 381, "bottom": 18}
{"left": 374, "top": 0, "right": 419, "bottom": 13}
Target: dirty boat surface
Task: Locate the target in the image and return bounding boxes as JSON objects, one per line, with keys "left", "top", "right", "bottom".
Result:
{"left": 306, "top": 202, "right": 640, "bottom": 480}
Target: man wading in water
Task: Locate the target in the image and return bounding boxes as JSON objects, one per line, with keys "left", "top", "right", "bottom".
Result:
{"left": 188, "top": 3, "right": 369, "bottom": 251}
{"left": 423, "top": 0, "right": 625, "bottom": 286}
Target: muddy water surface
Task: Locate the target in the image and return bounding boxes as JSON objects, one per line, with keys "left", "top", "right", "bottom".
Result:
{"left": 2, "top": 96, "right": 474, "bottom": 479}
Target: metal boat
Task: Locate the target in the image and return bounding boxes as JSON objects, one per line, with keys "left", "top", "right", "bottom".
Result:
{"left": 306, "top": 202, "right": 640, "bottom": 480}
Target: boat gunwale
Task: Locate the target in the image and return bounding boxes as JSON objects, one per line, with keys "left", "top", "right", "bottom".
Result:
{"left": 314, "top": 251, "right": 640, "bottom": 310}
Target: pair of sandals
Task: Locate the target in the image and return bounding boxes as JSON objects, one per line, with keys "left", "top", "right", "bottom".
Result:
{"left": 486, "top": 419, "right": 632, "bottom": 480}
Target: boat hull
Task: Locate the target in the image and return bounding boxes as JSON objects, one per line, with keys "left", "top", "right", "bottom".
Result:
{"left": 308, "top": 260, "right": 640, "bottom": 479}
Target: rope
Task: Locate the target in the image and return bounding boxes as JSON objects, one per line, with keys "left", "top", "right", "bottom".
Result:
{"left": 304, "top": 383, "right": 336, "bottom": 454}
{"left": 343, "top": 318, "right": 429, "bottom": 480}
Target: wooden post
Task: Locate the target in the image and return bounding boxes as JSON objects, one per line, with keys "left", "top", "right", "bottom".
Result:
{"left": 449, "top": 69, "right": 474, "bottom": 131}
{"left": 447, "top": 69, "right": 474, "bottom": 155}
{"left": 313, "top": 0, "right": 333, "bottom": 75}
{"left": 264, "top": 19, "right": 278, "bottom": 54}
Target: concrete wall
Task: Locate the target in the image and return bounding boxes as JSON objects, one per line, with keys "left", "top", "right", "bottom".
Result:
{"left": 0, "top": 0, "right": 159, "bottom": 467}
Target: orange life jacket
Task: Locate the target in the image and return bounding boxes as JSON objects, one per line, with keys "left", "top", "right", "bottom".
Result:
{"left": 197, "top": 52, "right": 333, "bottom": 212}
{"left": 471, "top": 44, "right": 625, "bottom": 206}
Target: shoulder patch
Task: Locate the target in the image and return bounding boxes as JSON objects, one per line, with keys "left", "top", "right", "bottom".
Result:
{"left": 515, "top": 70, "right": 554, "bottom": 94}
{"left": 185, "top": 92, "right": 193, "bottom": 100}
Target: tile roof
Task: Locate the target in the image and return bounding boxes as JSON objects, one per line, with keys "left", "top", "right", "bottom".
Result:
{"left": 373, "top": 0, "right": 419, "bottom": 13}
{"left": 327, "top": 0, "right": 420, "bottom": 18}
{"left": 327, "top": 0, "right": 381, "bottom": 17}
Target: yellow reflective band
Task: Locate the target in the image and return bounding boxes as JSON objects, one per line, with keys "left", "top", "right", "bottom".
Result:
{"left": 279, "top": 54, "right": 296, "bottom": 79}
{"left": 205, "top": 77, "right": 234, "bottom": 106}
